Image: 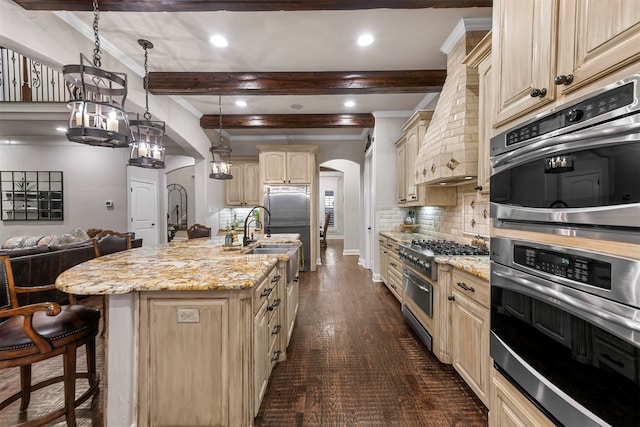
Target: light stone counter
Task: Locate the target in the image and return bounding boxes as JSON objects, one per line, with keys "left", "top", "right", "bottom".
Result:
{"left": 435, "top": 255, "right": 490, "bottom": 281}
{"left": 56, "top": 234, "right": 301, "bottom": 295}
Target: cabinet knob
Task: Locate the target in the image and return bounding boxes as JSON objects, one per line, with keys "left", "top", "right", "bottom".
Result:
{"left": 447, "top": 295, "right": 455, "bottom": 301}
{"left": 554, "top": 74, "right": 574, "bottom": 86}
{"left": 474, "top": 185, "right": 483, "bottom": 191}
{"left": 530, "top": 88, "right": 547, "bottom": 98}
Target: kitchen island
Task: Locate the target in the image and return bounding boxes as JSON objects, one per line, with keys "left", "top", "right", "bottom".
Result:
{"left": 56, "top": 235, "right": 300, "bottom": 427}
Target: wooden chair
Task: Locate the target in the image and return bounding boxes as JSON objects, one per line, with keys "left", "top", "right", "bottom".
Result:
{"left": 92, "top": 230, "right": 132, "bottom": 257}
{"left": 187, "top": 223, "right": 211, "bottom": 239}
{"left": 0, "top": 257, "right": 100, "bottom": 427}
{"left": 320, "top": 212, "right": 331, "bottom": 248}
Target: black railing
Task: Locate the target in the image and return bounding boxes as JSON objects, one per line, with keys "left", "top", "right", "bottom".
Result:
{"left": 0, "top": 47, "right": 65, "bottom": 102}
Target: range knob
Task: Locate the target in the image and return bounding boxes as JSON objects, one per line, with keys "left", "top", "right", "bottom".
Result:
{"left": 566, "top": 108, "right": 583, "bottom": 123}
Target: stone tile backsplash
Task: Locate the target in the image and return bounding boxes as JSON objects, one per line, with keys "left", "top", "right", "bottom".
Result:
{"left": 379, "top": 183, "right": 489, "bottom": 245}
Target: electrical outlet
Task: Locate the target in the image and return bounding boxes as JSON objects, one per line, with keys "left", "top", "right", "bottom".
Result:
{"left": 177, "top": 308, "right": 200, "bottom": 323}
{"left": 424, "top": 219, "right": 435, "bottom": 229}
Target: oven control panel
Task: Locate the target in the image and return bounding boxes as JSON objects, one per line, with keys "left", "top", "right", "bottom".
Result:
{"left": 513, "top": 245, "right": 611, "bottom": 290}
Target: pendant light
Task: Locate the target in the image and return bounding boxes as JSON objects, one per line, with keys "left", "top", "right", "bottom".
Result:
{"left": 209, "top": 95, "right": 233, "bottom": 180}
{"left": 129, "top": 39, "right": 166, "bottom": 169}
{"left": 62, "top": 0, "right": 130, "bottom": 147}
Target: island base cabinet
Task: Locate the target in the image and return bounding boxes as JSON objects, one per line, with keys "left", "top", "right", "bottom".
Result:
{"left": 138, "top": 292, "right": 253, "bottom": 427}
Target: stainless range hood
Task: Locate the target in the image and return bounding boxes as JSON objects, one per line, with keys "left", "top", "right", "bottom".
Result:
{"left": 414, "top": 18, "right": 491, "bottom": 186}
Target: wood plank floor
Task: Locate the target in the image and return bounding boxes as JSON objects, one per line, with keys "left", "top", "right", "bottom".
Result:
{"left": 0, "top": 240, "right": 488, "bottom": 426}
{"left": 255, "top": 240, "right": 488, "bottom": 426}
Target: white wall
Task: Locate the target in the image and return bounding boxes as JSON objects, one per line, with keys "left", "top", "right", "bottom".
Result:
{"left": 0, "top": 140, "right": 129, "bottom": 242}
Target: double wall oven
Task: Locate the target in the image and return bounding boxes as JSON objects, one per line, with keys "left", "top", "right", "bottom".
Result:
{"left": 490, "top": 75, "right": 640, "bottom": 426}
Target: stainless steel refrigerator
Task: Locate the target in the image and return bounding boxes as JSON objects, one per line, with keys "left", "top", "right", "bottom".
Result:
{"left": 264, "top": 185, "right": 311, "bottom": 272}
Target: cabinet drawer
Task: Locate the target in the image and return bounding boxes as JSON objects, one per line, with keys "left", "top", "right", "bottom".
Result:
{"left": 253, "top": 268, "right": 278, "bottom": 315}
{"left": 451, "top": 269, "right": 489, "bottom": 308}
{"left": 388, "top": 254, "right": 402, "bottom": 276}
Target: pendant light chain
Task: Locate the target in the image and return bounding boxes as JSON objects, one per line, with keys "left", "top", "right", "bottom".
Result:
{"left": 219, "top": 94, "right": 223, "bottom": 145}
{"left": 92, "top": 0, "right": 101, "bottom": 68}
{"left": 143, "top": 44, "right": 151, "bottom": 120}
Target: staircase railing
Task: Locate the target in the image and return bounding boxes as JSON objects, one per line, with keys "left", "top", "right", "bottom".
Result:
{"left": 0, "top": 46, "right": 65, "bottom": 102}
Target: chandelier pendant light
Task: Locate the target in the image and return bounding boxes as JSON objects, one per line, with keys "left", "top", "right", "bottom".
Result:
{"left": 62, "top": 0, "right": 130, "bottom": 147}
{"left": 129, "top": 39, "right": 166, "bottom": 169}
{"left": 209, "top": 94, "right": 233, "bottom": 180}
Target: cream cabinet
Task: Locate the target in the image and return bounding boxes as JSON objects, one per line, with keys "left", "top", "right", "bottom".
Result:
{"left": 378, "top": 235, "right": 389, "bottom": 284}
{"left": 253, "top": 267, "right": 282, "bottom": 416}
{"left": 464, "top": 32, "right": 493, "bottom": 194}
{"left": 493, "top": 0, "right": 640, "bottom": 128}
{"left": 260, "top": 151, "right": 312, "bottom": 184}
{"left": 225, "top": 157, "right": 260, "bottom": 207}
{"left": 286, "top": 274, "right": 299, "bottom": 347}
{"left": 490, "top": 368, "right": 556, "bottom": 427}
{"left": 449, "top": 268, "right": 490, "bottom": 406}
{"left": 386, "top": 239, "right": 403, "bottom": 303}
{"left": 396, "top": 111, "right": 457, "bottom": 207}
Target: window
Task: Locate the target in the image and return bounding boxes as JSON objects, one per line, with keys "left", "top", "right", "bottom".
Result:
{"left": 324, "top": 190, "right": 335, "bottom": 227}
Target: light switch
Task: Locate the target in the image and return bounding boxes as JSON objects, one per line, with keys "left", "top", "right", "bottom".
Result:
{"left": 177, "top": 308, "right": 200, "bottom": 323}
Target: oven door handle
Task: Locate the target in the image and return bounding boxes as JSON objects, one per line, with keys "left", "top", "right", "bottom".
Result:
{"left": 492, "top": 118, "right": 640, "bottom": 172}
{"left": 404, "top": 272, "right": 431, "bottom": 294}
{"left": 492, "top": 265, "right": 640, "bottom": 338}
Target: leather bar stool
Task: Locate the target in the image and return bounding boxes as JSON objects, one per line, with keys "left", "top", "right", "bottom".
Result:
{"left": 0, "top": 257, "right": 100, "bottom": 427}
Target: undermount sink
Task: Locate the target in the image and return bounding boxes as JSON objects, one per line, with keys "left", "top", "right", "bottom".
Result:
{"left": 243, "top": 243, "right": 300, "bottom": 282}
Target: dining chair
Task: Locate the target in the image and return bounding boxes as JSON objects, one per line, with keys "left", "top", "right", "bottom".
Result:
{"left": 187, "top": 223, "right": 211, "bottom": 239}
{"left": 92, "top": 229, "right": 132, "bottom": 257}
{"left": 0, "top": 256, "right": 100, "bottom": 427}
{"left": 320, "top": 212, "right": 331, "bottom": 248}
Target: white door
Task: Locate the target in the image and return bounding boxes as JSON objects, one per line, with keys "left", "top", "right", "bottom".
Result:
{"left": 130, "top": 180, "right": 157, "bottom": 246}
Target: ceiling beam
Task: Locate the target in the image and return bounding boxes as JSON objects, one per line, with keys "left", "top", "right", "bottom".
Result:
{"left": 13, "top": 1, "right": 492, "bottom": 12}
{"left": 201, "top": 114, "right": 375, "bottom": 129}
{"left": 147, "top": 70, "right": 446, "bottom": 96}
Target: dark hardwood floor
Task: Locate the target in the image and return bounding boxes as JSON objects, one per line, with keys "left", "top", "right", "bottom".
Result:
{"left": 0, "top": 240, "right": 488, "bottom": 426}
{"left": 255, "top": 240, "right": 488, "bottom": 426}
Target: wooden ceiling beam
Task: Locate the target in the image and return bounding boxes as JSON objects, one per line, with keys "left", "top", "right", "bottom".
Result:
{"left": 147, "top": 70, "right": 446, "bottom": 96}
{"left": 13, "top": 1, "right": 492, "bottom": 12}
{"left": 200, "top": 114, "right": 375, "bottom": 129}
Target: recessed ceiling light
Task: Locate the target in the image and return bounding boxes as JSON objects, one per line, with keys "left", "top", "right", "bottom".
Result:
{"left": 357, "top": 34, "right": 374, "bottom": 47}
{"left": 290, "top": 104, "right": 304, "bottom": 110}
{"left": 56, "top": 127, "right": 67, "bottom": 132}
{"left": 344, "top": 100, "right": 356, "bottom": 108}
{"left": 464, "top": 176, "right": 473, "bottom": 180}
{"left": 210, "top": 35, "right": 228, "bottom": 48}
{"left": 235, "top": 100, "right": 247, "bottom": 107}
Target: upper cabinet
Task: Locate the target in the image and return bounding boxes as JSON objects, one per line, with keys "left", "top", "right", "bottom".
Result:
{"left": 396, "top": 111, "right": 457, "bottom": 207}
{"left": 260, "top": 151, "right": 313, "bottom": 184}
{"left": 225, "top": 158, "right": 260, "bottom": 207}
{"left": 493, "top": 0, "right": 640, "bottom": 128}
{"left": 464, "top": 32, "right": 493, "bottom": 194}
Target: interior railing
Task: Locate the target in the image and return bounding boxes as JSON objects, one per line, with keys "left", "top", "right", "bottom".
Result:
{"left": 0, "top": 46, "right": 65, "bottom": 102}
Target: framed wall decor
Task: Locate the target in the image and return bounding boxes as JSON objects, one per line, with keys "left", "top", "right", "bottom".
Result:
{"left": 1, "top": 171, "right": 64, "bottom": 221}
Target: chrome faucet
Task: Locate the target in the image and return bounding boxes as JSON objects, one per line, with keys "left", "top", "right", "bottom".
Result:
{"left": 243, "top": 205, "right": 271, "bottom": 247}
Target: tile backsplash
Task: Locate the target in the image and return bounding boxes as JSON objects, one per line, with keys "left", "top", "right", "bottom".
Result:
{"left": 379, "top": 183, "right": 489, "bottom": 245}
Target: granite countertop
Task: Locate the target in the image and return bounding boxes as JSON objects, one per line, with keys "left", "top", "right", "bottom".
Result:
{"left": 379, "top": 231, "right": 423, "bottom": 242}
{"left": 56, "top": 234, "right": 300, "bottom": 295}
{"left": 435, "top": 255, "right": 490, "bottom": 281}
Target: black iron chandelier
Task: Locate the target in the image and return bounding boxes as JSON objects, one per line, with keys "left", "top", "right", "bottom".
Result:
{"left": 62, "top": 0, "right": 130, "bottom": 147}
{"left": 129, "top": 39, "right": 166, "bottom": 169}
{"left": 209, "top": 95, "right": 233, "bottom": 180}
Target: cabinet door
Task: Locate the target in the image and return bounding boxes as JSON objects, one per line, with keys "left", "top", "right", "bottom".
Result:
{"left": 490, "top": 369, "right": 556, "bottom": 427}
{"left": 243, "top": 162, "right": 261, "bottom": 206}
{"left": 286, "top": 278, "right": 299, "bottom": 347}
{"left": 286, "top": 152, "right": 312, "bottom": 184}
{"left": 253, "top": 303, "right": 269, "bottom": 416}
{"left": 378, "top": 242, "right": 389, "bottom": 284}
{"left": 404, "top": 129, "right": 419, "bottom": 202}
{"left": 477, "top": 52, "right": 493, "bottom": 193}
{"left": 557, "top": 0, "right": 640, "bottom": 95}
{"left": 396, "top": 143, "right": 407, "bottom": 204}
{"left": 225, "top": 163, "right": 245, "bottom": 206}
{"left": 262, "top": 152, "right": 288, "bottom": 184}
{"left": 493, "top": 0, "right": 558, "bottom": 127}
{"left": 452, "top": 291, "right": 490, "bottom": 406}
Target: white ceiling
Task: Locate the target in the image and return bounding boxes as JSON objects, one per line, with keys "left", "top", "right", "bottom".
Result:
{"left": 0, "top": 4, "right": 492, "bottom": 150}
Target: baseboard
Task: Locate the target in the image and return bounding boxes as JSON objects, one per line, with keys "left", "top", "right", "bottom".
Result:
{"left": 358, "top": 258, "right": 367, "bottom": 267}
{"left": 342, "top": 249, "right": 359, "bottom": 256}
{"left": 372, "top": 273, "right": 382, "bottom": 282}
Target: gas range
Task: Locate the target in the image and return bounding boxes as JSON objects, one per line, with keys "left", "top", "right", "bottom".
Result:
{"left": 398, "top": 239, "right": 489, "bottom": 280}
